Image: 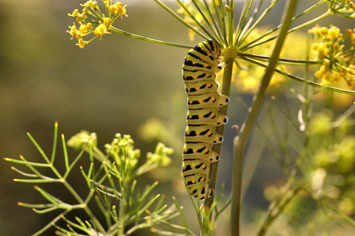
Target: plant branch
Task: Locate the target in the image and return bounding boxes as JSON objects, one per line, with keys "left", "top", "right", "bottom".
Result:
{"left": 230, "top": 1, "right": 299, "bottom": 235}
{"left": 109, "top": 26, "right": 191, "bottom": 49}
{"left": 201, "top": 56, "right": 234, "bottom": 235}
{"left": 241, "top": 8, "right": 331, "bottom": 51}
{"left": 257, "top": 186, "right": 301, "bottom": 236}
{"left": 240, "top": 55, "right": 355, "bottom": 95}
{"left": 154, "top": 0, "right": 209, "bottom": 41}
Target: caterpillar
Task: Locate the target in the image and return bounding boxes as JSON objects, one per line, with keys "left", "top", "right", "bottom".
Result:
{"left": 181, "top": 40, "right": 229, "bottom": 200}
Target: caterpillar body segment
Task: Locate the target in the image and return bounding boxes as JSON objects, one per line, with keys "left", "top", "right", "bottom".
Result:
{"left": 182, "top": 40, "right": 228, "bottom": 200}
{"left": 183, "top": 70, "right": 217, "bottom": 83}
{"left": 183, "top": 55, "right": 221, "bottom": 72}
{"left": 186, "top": 41, "right": 221, "bottom": 65}
{"left": 183, "top": 61, "right": 222, "bottom": 74}
{"left": 188, "top": 42, "right": 218, "bottom": 64}
{"left": 185, "top": 125, "right": 223, "bottom": 144}
{"left": 195, "top": 40, "right": 222, "bottom": 62}
{"left": 187, "top": 91, "right": 230, "bottom": 109}
{"left": 185, "top": 80, "right": 219, "bottom": 95}
{"left": 185, "top": 175, "right": 214, "bottom": 199}
{"left": 182, "top": 159, "right": 210, "bottom": 177}
{"left": 183, "top": 142, "right": 220, "bottom": 162}
{"left": 182, "top": 159, "right": 213, "bottom": 200}
{"left": 188, "top": 184, "right": 214, "bottom": 199}
{"left": 186, "top": 108, "right": 228, "bottom": 126}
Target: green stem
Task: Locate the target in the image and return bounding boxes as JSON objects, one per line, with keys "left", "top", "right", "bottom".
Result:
{"left": 203, "top": 0, "right": 224, "bottom": 44}
{"left": 191, "top": 0, "right": 223, "bottom": 45}
{"left": 236, "top": 0, "right": 279, "bottom": 47}
{"left": 216, "top": 0, "right": 227, "bottom": 45}
{"left": 201, "top": 56, "right": 234, "bottom": 235}
{"left": 230, "top": 1, "right": 298, "bottom": 236}
{"left": 109, "top": 26, "right": 191, "bottom": 49}
{"left": 303, "top": 34, "right": 312, "bottom": 127}
{"left": 240, "top": 56, "right": 355, "bottom": 95}
{"left": 175, "top": 0, "right": 216, "bottom": 42}
{"left": 257, "top": 186, "right": 301, "bottom": 236}
{"left": 118, "top": 181, "right": 127, "bottom": 236}
{"left": 32, "top": 209, "right": 71, "bottom": 236}
{"left": 238, "top": 53, "right": 321, "bottom": 65}
{"left": 237, "top": 0, "right": 256, "bottom": 45}
{"left": 62, "top": 181, "right": 106, "bottom": 234}
{"left": 228, "top": 0, "right": 235, "bottom": 46}
{"left": 240, "top": 5, "right": 330, "bottom": 51}
{"left": 153, "top": 0, "right": 209, "bottom": 41}
{"left": 321, "top": 200, "right": 355, "bottom": 228}
{"left": 235, "top": 0, "right": 253, "bottom": 43}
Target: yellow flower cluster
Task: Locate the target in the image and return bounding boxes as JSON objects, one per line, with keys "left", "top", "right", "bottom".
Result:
{"left": 310, "top": 25, "right": 355, "bottom": 86}
{"left": 233, "top": 28, "right": 302, "bottom": 93}
{"left": 67, "top": 0, "right": 127, "bottom": 49}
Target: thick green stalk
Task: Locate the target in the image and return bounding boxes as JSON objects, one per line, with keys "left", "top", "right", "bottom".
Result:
{"left": 201, "top": 57, "right": 234, "bottom": 235}
{"left": 230, "top": 1, "right": 298, "bottom": 236}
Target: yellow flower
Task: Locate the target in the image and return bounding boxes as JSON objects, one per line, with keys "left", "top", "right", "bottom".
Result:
{"left": 83, "top": 6, "right": 89, "bottom": 13}
{"left": 79, "top": 23, "right": 92, "bottom": 35}
{"left": 108, "top": 5, "right": 118, "bottom": 13}
{"left": 75, "top": 32, "right": 81, "bottom": 40}
{"left": 80, "top": 0, "right": 95, "bottom": 8}
{"left": 315, "top": 43, "right": 329, "bottom": 58}
{"left": 68, "top": 9, "right": 79, "bottom": 17}
{"left": 115, "top": 2, "right": 128, "bottom": 18}
{"left": 79, "top": 24, "right": 87, "bottom": 34}
{"left": 348, "top": 29, "right": 355, "bottom": 47}
{"left": 76, "top": 12, "right": 86, "bottom": 22}
{"left": 67, "top": 130, "right": 97, "bottom": 150}
{"left": 320, "top": 27, "right": 329, "bottom": 35}
{"left": 103, "top": 17, "right": 112, "bottom": 26}
{"left": 77, "top": 38, "right": 86, "bottom": 49}
{"left": 67, "top": 23, "right": 78, "bottom": 40}
{"left": 108, "top": 2, "right": 128, "bottom": 19}
{"left": 329, "top": 25, "right": 341, "bottom": 39}
{"left": 94, "top": 24, "right": 111, "bottom": 40}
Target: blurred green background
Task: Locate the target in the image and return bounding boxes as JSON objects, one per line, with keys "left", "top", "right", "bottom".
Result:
{"left": 0, "top": 1, "right": 205, "bottom": 235}
{"left": 1, "top": 0, "right": 355, "bottom": 235}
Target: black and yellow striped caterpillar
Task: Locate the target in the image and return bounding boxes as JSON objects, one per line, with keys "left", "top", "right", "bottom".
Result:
{"left": 182, "top": 40, "right": 229, "bottom": 199}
